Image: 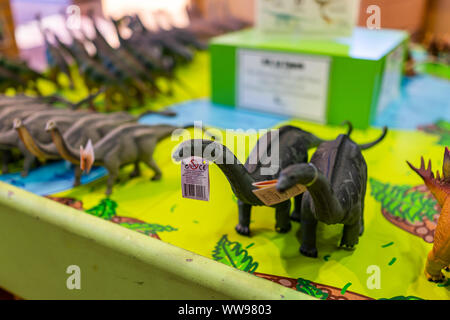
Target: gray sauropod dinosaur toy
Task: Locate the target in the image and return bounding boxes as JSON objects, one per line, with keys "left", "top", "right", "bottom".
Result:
{"left": 15, "top": 109, "right": 176, "bottom": 186}
{"left": 0, "top": 110, "right": 90, "bottom": 176}
{"left": 47, "top": 123, "right": 204, "bottom": 195}
{"left": 0, "top": 104, "right": 51, "bottom": 173}
{"left": 172, "top": 124, "right": 352, "bottom": 236}
{"left": 276, "top": 127, "right": 388, "bottom": 258}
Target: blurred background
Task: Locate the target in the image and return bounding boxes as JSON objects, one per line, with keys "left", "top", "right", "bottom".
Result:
{"left": 1, "top": 0, "right": 449, "bottom": 70}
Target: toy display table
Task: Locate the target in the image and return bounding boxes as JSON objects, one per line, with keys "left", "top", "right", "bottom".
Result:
{"left": 0, "top": 52, "right": 449, "bottom": 300}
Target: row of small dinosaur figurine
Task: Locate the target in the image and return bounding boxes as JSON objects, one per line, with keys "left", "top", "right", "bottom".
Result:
{"left": 36, "top": 9, "right": 208, "bottom": 111}
{"left": 0, "top": 94, "right": 191, "bottom": 195}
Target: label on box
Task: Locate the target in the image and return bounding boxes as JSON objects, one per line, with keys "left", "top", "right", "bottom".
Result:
{"left": 252, "top": 183, "right": 306, "bottom": 206}
{"left": 256, "top": 0, "right": 360, "bottom": 37}
{"left": 238, "top": 49, "right": 330, "bottom": 122}
{"left": 181, "top": 157, "right": 209, "bottom": 201}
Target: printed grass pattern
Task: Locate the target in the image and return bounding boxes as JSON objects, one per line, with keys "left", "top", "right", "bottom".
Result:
{"left": 370, "top": 178, "right": 440, "bottom": 242}
{"left": 212, "top": 235, "right": 259, "bottom": 273}
{"left": 296, "top": 278, "right": 329, "bottom": 300}
{"left": 253, "top": 273, "right": 373, "bottom": 300}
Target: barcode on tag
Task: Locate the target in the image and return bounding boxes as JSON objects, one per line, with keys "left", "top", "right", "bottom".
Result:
{"left": 182, "top": 184, "right": 207, "bottom": 200}
{"left": 181, "top": 157, "right": 210, "bottom": 201}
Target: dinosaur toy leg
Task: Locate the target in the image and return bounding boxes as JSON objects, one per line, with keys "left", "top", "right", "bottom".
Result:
{"left": 340, "top": 218, "right": 361, "bottom": 249}
{"left": 104, "top": 156, "right": 120, "bottom": 195}
{"left": 275, "top": 200, "right": 291, "bottom": 233}
{"left": 236, "top": 200, "right": 251, "bottom": 236}
{"left": 129, "top": 162, "right": 141, "bottom": 178}
{"left": 1, "top": 150, "right": 11, "bottom": 174}
{"left": 146, "top": 158, "right": 162, "bottom": 181}
{"left": 299, "top": 202, "right": 318, "bottom": 257}
{"left": 74, "top": 166, "right": 82, "bottom": 187}
{"left": 291, "top": 194, "right": 303, "bottom": 222}
{"left": 340, "top": 203, "right": 364, "bottom": 248}
{"left": 425, "top": 198, "right": 450, "bottom": 282}
{"left": 21, "top": 153, "right": 35, "bottom": 177}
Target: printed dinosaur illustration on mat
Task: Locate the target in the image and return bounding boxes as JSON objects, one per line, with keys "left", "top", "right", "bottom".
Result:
{"left": 46, "top": 197, "right": 177, "bottom": 240}
{"left": 370, "top": 178, "right": 440, "bottom": 243}
{"left": 212, "top": 234, "right": 259, "bottom": 273}
{"left": 418, "top": 120, "right": 450, "bottom": 147}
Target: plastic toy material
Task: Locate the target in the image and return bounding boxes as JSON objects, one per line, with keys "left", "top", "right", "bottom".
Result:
{"left": 0, "top": 109, "right": 91, "bottom": 177}
{"left": 14, "top": 109, "right": 175, "bottom": 186}
{"left": 173, "top": 124, "right": 352, "bottom": 237}
{"left": 276, "top": 127, "right": 388, "bottom": 257}
{"left": 50, "top": 123, "right": 195, "bottom": 195}
{"left": 407, "top": 147, "right": 450, "bottom": 282}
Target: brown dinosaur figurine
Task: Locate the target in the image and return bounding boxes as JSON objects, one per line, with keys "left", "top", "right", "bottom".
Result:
{"left": 407, "top": 147, "right": 450, "bottom": 282}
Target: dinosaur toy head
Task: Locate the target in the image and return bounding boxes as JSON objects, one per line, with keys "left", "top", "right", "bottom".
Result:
{"left": 45, "top": 120, "right": 56, "bottom": 132}
{"left": 407, "top": 147, "right": 450, "bottom": 206}
{"left": 13, "top": 118, "right": 23, "bottom": 129}
{"left": 80, "top": 139, "right": 95, "bottom": 174}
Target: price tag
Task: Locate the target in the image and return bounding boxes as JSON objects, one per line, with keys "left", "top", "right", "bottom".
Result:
{"left": 252, "top": 182, "right": 306, "bottom": 206}
{"left": 181, "top": 157, "right": 210, "bottom": 201}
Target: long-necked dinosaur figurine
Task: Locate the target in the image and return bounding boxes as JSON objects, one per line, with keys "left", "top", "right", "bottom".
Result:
{"left": 407, "top": 148, "right": 450, "bottom": 282}
{"left": 0, "top": 104, "right": 51, "bottom": 173}
{"left": 276, "top": 127, "right": 388, "bottom": 257}
{"left": 0, "top": 110, "right": 90, "bottom": 176}
{"left": 173, "top": 124, "right": 352, "bottom": 236}
{"left": 14, "top": 109, "right": 175, "bottom": 186}
{"left": 48, "top": 123, "right": 201, "bottom": 195}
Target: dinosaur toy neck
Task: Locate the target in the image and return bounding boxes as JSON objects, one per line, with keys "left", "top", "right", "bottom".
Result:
{"left": 16, "top": 125, "right": 58, "bottom": 160}
{"left": 205, "top": 142, "right": 262, "bottom": 205}
{"left": 50, "top": 127, "right": 81, "bottom": 164}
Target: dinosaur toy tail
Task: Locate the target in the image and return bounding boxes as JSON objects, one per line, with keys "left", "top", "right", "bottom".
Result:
{"left": 308, "top": 121, "right": 353, "bottom": 148}
{"left": 341, "top": 121, "right": 353, "bottom": 137}
{"left": 358, "top": 127, "right": 388, "bottom": 150}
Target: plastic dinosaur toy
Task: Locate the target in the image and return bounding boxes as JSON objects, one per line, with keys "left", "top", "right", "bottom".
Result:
{"left": 276, "top": 127, "right": 388, "bottom": 257}
{"left": 36, "top": 14, "right": 74, "bottom": 90}
{"left": 0, "top": 55, "right": 46, "bottom": 95}
{"left": 15, "top": 109, "right": 175, "bottom": 186}
{"left": 173, "top": 124, "right": 352, "bottom": 236}
{"left": 0, "top": 110, "right": 90, "bottom": 176}
{"left": 407, "top": 148, "right": 450, "bottom": 282}
{"left": 48, "top": 123, "right": 199, "bottom": 195}
{"left": 0, "top": 104, "right": 50, "bottom": 174}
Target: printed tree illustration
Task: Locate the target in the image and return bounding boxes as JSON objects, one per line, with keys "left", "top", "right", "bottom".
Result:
{"left": 85, "top": 198, "right": 177, "bottom": 239}
{"left": 296, "top": 278, "right": 329, "bottom": 300}
{"left": 419, "top": 120, "right": 450, "bottom": 146}
{"left": 369, "top": 178, "right": 440, "bottom": 242}
{"left": 85, "top": 198, "right": 117, "bottom": 220}
{"left": 212, "top": 235, "right": 259, "bottom": 273}
{"left": 116, "top": 221, "right": 177, "bottom": 236}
